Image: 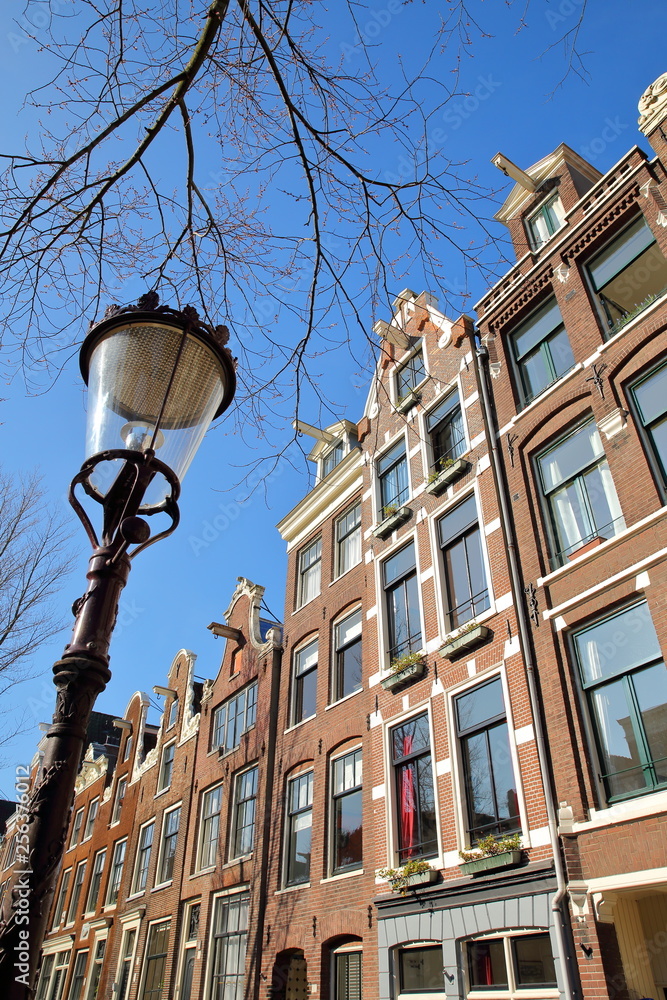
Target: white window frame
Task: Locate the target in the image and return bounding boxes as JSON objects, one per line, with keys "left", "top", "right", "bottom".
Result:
{"left": 461, "top": 929, "right": 559, "bottom": 998}
{"left": 428, "top": 485, "right": 495, "bottom": 644}
{"left": 330, "top": 745, "right": 363, "bottom": 876}
{"left": 157, "top": 740, "right": 176, "bottom": 793}
{"left": 419, "top": 377, "right": 469, "bottom": 477}
{"left": 167, "top": 696, "right": 179, "bottom": 730}
{"left": 197, "top": 783, "right": 223, "bottom": 872}
{"left": 155, "top": 802, "right": 182, "bottom": 886}
{"left": 230, "top": 766, "right": 259, "bottom": 860}
{"left": 211, "top": 681, "right": 258, "bottom": 754}
{"left": 383, "top": 705, "right": 442, "bottom": 869}
{"left": 296, "top": 535, "right": 322, "bottom": 608}
{"left": 66, "top": 859, "right": 87, "bottom": 926}
{"left": 114, "top": 917, "right": 141, "bottom": 1000}
{"left": 374, "top": 429, "right": 411, "bottom": 523}
{"left": 203, "top": 888, "right": 250, "bottom": 1000}
{"left": 131, "top": 819, "right": 155, "bottom": 896}
{"left": 111, "top": 775, "right": 127, "bottom": 826}
{"left": 84, "top": 931, "right": 108, "bottom": 1000}
{"left": 51, "top": 867, "right": 71, "bottom": 930}
{"left": 105, "top": 837, "right": 127, "bottom": 907}
{"left": 375, "top": 530, "right": 425, "bottom": 672}
{"left": 393, "top": 940, "right": 446, "bottom": 1000}
{"left": 446, "top": 668, "right": 529, "bottom": 852}
{"left": 69, "top": 807, "right": 84, "bottom": 850}
{"left": 526, "top": 192, "right": 565, "bottom": 251}
{"left": 137, "top": 918, "right": 171, "bottom": 1000}
{"left": 66, "top": 948, "right": 89, "bottom": 1000}
{"left": 331, "top": 606, "right": 363, "bottom": 704}
{"left": 393, "top": 341, "right": 428, "bottom": 405}
{"left": 331, "top": 942, "right": 363, "bottom": 1000}
{"left": 84, "top": 848, "right": 107, "bottom": 916}
{"left": 173, "top": 898, "right": 201, "bottom": 1000}
{"left": 335, "top": 501, "right": 362, "bottom": 579}
{"left": 82, "top": 798, "right": 99, "bottom": 842}
{"left": 284, "top": 769, "right": 314, "bottom": 887}
{"left": 35, "top": 946, "right": 71, "bottom": 1000}
{"left": 290, "top": 636, "right": 318, "bottom": 727}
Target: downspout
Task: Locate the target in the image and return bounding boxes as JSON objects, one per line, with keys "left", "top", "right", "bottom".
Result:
{"left": 472, "top": 338, "right": 580, "bottom": 1000}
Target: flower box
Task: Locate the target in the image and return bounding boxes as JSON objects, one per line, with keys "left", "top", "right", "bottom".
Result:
{"left": 381, "top": 659, "right": 426, "bottom": 692}
{"left": 373, "top": 505, "right": 412, "bottom": 539}
{"left": 404, "top": 868, "right": 438, "bottom": 888}
{"left": 440, "top": 624, "right": 490, "bottom": 660}
{"left": 459, "top": 850, "right": 522, "bottom": 876}
{"left": 425, "top": 458, "right": 471, "bottom": 496}
{"left": 395, "top": 389, "right": 421, "bottom": 414}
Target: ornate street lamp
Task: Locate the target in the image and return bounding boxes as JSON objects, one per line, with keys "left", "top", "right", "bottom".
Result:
{"left": 0, "top": 293, "right": 236, "bottom": 994}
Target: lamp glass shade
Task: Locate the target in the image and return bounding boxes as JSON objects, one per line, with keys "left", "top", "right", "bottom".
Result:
{"left": 84, "top": 319, "right": 229, "bottom": 507}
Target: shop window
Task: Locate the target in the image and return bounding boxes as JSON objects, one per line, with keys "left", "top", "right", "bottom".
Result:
{"left": 396, "top": 347, "right": 427, "bottom": 402}
{"left": 231, "top": 766, "right": 259, "bottom": 858}
{"left": 291, "top": 638, "right": 318, "bottom": 725}
{"left": 586, "top": 216, "right": 667, "bottom": 336}
{"left": 297, "top": 536, "right": 322, "bottom": 607}
{"left": 106, "top": 838, "right": 126, "bottom": 905}
{"left": 383, "top": 542, "right": 422, "bottom": 663}
{"left": 331, "top": 748, "right": 363, "bottom": 873}
{"left": 285, "top": 771, "right": 313, "bottom": 885}
{"left": 397, "top": 944, "right": 446, "bottom": 994}
{"left": 454, "top": 677, "right": 520, "bottom": 843}
{"left": 211, "top": 682, "right": 257, "bottom": 753}
{"left": 208, "top": 893, "right": 249, "bottom": 1000}
{"left": 573, "top": 601, "right": 667, "bottom": 801}
{"left": 391, "top": 714, "right": 437, "bottom": 863}
{"left": 537, "top": 419, "right": 624, "bottom": 566}
{"left": 336, "top": 502, "right": 362, "bottom": 577}
{"left": 333, "top": 609, "right": 362, "bottom": 702}
{"left": 140, "top": 921, "right": 171, "bottom": 1000}
{"left": 466, "top": 933, "right": 557, "bottom": 993}
{"left": 197, "top": 784, "right": 222, "bottom": 870}
{"left": 157, "top": 805, "right": 181, "bottom": 884}
{"left": 630, "top": 360, "right": 667, "bottom": 494}
{"left": 378, "top": 439, "right": 410, "bottom": 517}
{"left": 510, "top": 298, "right": 575, "bottom": 405}
{"left": 438, "top": 494, "right": 490, "bottom": 630}
{"left": 526, "top": 193, "right": 565, "bottom": 250}
{"left": 426, "top": 390, "right": 465, "bottom": 474}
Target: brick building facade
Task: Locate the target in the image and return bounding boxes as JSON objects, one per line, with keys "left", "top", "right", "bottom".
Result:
{"left": 2, "top": 69, "right": 667, "bottom": 1000}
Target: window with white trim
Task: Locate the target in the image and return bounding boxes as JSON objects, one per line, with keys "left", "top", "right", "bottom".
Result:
{"left": 157, "top": 741, "right": 175, "bottom": 792}
{"left": 198, "top": 784, "right": 222, "bottom": 870}
{"left": 51, "top": 868, "right": 71, "bottom": 929}
{"left": 438, "top": 494, "right": 490, "bottom": 630}
{"left": 285, "top": 771, "right": 313, "bottom": 886}
{"left": 212, "top": 682, "right": 258, "bottom": 753}
{"left": 83, "top": 798, "right": 98, "bottom": 841}
{"left": 332, "top": 609, "right": 362, "bottom": 702}
{"left": 322, "top": 441, "right": 345, "bottom": 478}
{"left": 390, "top": 714, "right": 437, "bottom": 863}
{"left": 106, "top": 838, "right": 126, "bottom": 905}
{"left": 383, "top": 542, "right": 422, "bottom": 664}
{"left": 231, "top": 766, "right": 258, "bottom": 858}
{"left": 396, "top": 347, "right": 426, "bottom": 402}
{"left": 336, "top": 502, "right": 361, "bottom": 577}
{"left": 331, "top": 749, "right": 362, "bottom": 873}
{"left": 207, "top": 892, "right": 249, "bottom": 1000}
{"left": 35, "top": 949, "right": 71, "bottom": 1000}
{"left": 69, "top": 807, "right": 84, "bottom": 849}
{"left": 464, "top": 932, "right": 557, "bottom": 994}
{"left": 157, "top": 805, "right": 181, "bottom": 884}
{"left": 454, "top": 677, "right": 520, "bottom": 844}
{"left": 167, "top": 697, "right": 179, "bottom": 729}
{"left": 334, "top": 947, "right": 362, "bottom": 1000}
{"left": 630, "top": 359, "right": 667, "bottom": 497}
{"left": 427, "top": 390, "right": 465, "bottom": 475}
{"left": 396, "top": 944, "right": 446, "bottom": 995}
{"left": 115, "top": 927, "right": 137, "bottom": 1000}
{"left": 123, "top": 734, "right": 133, "bottom": 763}
{"left": 112, "top": 776, "right": 127, "bottom": 825}
{"left": 85, "top": 849, "right": 106, "bottom": 914}
{"left": 297, "top": 536, "right": 322, "bottom": 607}
{"left": 140, "top": 920, "right": 171, "bottom": 1000}
{"left": 177, "top": 900, "right": 200, "bottom": 1000}
{"left": 510, "top": 298, "right": 574, "bottom": 406}
{"left": 526, "top": 193, "right": 565, "bottom": 250}
{"left": 378, "top": 439, "right": 410, "bottom": 518}
{"left": 86, "top": 937, "right": 106, "bottom": 1000}
{"left": 291, "top": 638, "right": 318, "bottom": 725}
{"left": 66, "top": 860, "right": 87, "bottom": 924}
{"left": 67, "top": 949, "right": 89, "bottom": 1000}
{"left": 132, "top": 820, "right": 154, "bottom": 894}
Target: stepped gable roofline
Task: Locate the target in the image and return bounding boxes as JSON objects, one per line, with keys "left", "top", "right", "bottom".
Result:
{"left": 493, "top": 143, "right": 601, "bottom": 226}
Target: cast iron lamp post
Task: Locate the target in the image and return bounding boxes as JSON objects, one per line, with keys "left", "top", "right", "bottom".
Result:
{"left": 0, "top": 292, "right": 236, "bottom": 995}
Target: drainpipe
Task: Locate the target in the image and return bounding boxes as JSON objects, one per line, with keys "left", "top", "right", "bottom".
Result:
{"left": 472, "top": 338, "right": 580, "bottom": 1000}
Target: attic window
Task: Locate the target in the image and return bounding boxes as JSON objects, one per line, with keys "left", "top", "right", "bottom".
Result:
{"left": 322, "top": 441, "right": 344, "bottom": 478}
{"left": 526, "top": 193, "right": 565, "bottom": 251}
{"left": 395, "top": 347, "right": 426, "bottom": 402}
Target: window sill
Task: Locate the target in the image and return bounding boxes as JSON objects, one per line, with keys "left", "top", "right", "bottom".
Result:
{"left": 326, "top": 688, "right": 363, "bottom": 711}
{"left": 224, "top": 854, "right": 253, "bottom": 867}
{"left": 394, "top": 388, "right": 421, "bottom": 414}
{"left": 125, "top": 891, "right": 145, "bottom": 902}
{"left": 292, "top": 594, "right": 322, "bottom": 615}
{"left": 190, "top": 866, "right": 216, "bottom": 879}
{"left": 320, "top": 869, "right": 364, "bottom": 884}
{"left": 274, "top": 883, "right": 310, "bottom": 895}
{"left": 283, "top": 715, "right": 316, "bottom": 735}
{"left": 154, "top": 786, "right": 171, "bottom": 799}
{"left": 151, "top": 880, "right": 172, "bottom": 892}
{"left": 424, "top": 458, "right": 471, "bottom": 496}
{"left": 330, "top": 560, "right": 362, "bottom": 586}
{"left": 440, "top": 624, "right": 491, "bottom": 660}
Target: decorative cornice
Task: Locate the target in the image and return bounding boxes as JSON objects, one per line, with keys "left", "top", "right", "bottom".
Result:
{"left": 488, "top": 269, "right": 553, "bottom": 334}
{"left": 562, "top": 187, "right": 640, "bottom": 263}
{"left": 638, "top": 71, "right": 667, "bottom": 134}
{"left": 74, "top": 745, "right": 109, "bottom": 794}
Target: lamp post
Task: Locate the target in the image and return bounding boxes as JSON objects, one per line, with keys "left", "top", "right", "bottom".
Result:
{"left": 0, "top": 292, "right": 236, "bottom": 995}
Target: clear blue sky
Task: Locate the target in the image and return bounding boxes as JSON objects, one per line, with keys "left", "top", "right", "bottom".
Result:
{"left": 0, "top": 0, "right": 665, "bottom": 797}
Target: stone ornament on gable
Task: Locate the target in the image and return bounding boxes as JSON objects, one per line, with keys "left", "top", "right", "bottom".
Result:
{"left": 638, "top": 71, "right": 667, "bottom": 133}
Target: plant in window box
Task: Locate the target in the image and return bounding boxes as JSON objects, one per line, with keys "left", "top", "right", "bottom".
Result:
{"left": 378, "top": 859, "right": 438, "bottom": 894}
{"left": 440, "top": 620, "right": 490, "bottom": 660}
{"left": 381, "top": 650, "right": 426, "bottom": 691}
{"left": 373, "top": 503, "right": 412, "bottom": 539}
{"left": 395, "top": 388, "right": 421, "bottom": 414}
{"left": 425, "top": 456, "right": 470, "bottom": 495}
{"left": 458, "top": 833, "right": 522, "bottom": 875}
